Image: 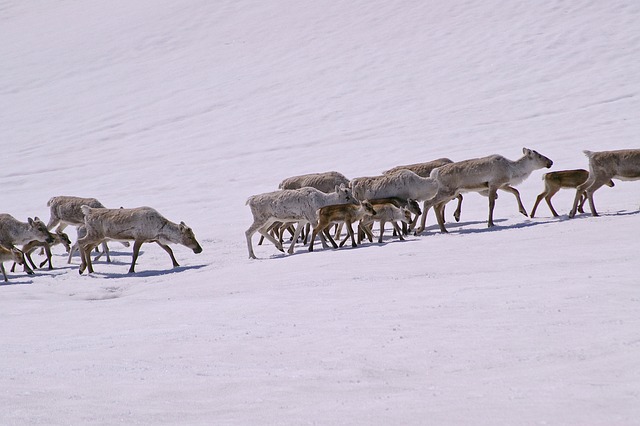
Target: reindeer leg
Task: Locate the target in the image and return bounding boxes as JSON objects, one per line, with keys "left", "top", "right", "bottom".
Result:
{"left": 378, "top": 221, "right": 386, "bottom": 243}
{"left": 570, "top": 179, "right": 593, "bottom": 218}
{"left": 453, "top": 194, "right": 463, "bottom": 222}
{"left": 584, "top": 179, "right": 610, "bottom": 217}
{"left": 487, "top": 187, "right": 499, "bottom": 227}
{"left": 323, "top": 228, "right": 338, "bottom": 248}
{"left": 577, "top": 191, "right": 587, "bottom": 213}
{"left": 287, "top": 222, "right": 305, "bottom": 254}
{"left": 392, "top": 222, "right": 405, "bottom": 240}
{"left": 157, "top": 242, "right": 179, "bottom": 267}
{"left": 500, "top": 185, "right": 528, "bottom": 217}
{"left": 43, "top": 245, "right": 54, "bottom": 270}
{"left": 545, "top": 187, "right": 561, "bottom": 217}
{"left": 434, "top": 202, "right": 448, "bottom": 233}
{"left": 530, "top": 192, "right": 545, "bottom": 218}
{"left": 129, "top": 241, "right": 144, "bottom": 273}
{"left": 24, "top": 250, "right": 38, "bottom": 271}
{"left": 79, "top": 243, "right": 95, "bottom": 274}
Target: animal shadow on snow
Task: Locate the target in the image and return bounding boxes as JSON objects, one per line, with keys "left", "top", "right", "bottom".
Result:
{"left": 423, "top": 217, "right": 562, "bottom": 236}
{"left": 88, "top": 263, "right": 208, "bottom": 279}
{"left": 0, "top": 277, "right": 34, "bottom": 286}
{"left": 556, "top": 209, "right": 640, "bottom": 222}
{"left": 270, "top": 236, "right": 419, "bottom": 257}
{"left": 420, "top": 217, "right": 507, "bottom": 234}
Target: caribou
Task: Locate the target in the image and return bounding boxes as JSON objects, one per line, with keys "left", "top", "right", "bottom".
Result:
{"left": 569, "top": 149, "right": 640, "bottom": 218}
{"left": 245, "top": 185, "right": 357, "bottom": 258}
{"left": 530, "top": 169, "right": 614, "bottom": 218}
{"left": 416, "top": 148, "right": 553, "bottom": 233}
{"left": 78, "top": 206, "right": 202, "bottom": 274}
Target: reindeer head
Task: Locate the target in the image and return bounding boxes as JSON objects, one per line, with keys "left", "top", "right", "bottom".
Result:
{"left": 361, "top": 200, "right": 376, "bottom": 216}
{"left": 179, "top": 222, "right": 203, "bottom": 254}
{"left": 406, "top": 198, "right": 422, "bottom": 216}
{"left": 334, "top": 184, "right": 358, "bottom": 205}
{"left": 28, "top": 217, "right": 55, "bottom": 244}
{"left": 55, "top": 230, "right": 72, "bottom": 253}
{"left": 523, "top": 147, "right": 553, "bottom": 169}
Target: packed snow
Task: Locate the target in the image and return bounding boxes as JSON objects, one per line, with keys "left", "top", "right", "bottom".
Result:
{"left": 1, "top": 0, "right": 639, "bottom": 424}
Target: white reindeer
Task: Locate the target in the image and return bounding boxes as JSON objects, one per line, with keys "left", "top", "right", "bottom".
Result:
{"left": 383, "top": 158, "right": 465, "bottom": 222}
{"left": 0, "top": 215, "right": 54, "bottom": 274}
{"left": 245, "top": 185, "right": 357, "bottom": 259}
{"left": 569, "top": 149, "right": 640, "bottom": 218}
{"left": 46, "top": 196, "right": 105, "bottom": 230}
{"left": 0, "top": 245, "right": 26, "bottom": 282}
{"left": 264, "top": 171, "right": 351, "bottom": 245}
{"left": 530, "top": 169, "right": 614, "bottom": 218}
{"left": 78, "top": 206, "right": 202, "bottom": 274}
{"left": 351, "top": 170, "right": 439, "bottom": 205}
{"left": 279, "top": 171, "right": 350, "bottom": 192}
{"left": 417, "top": 148, "right": 553, "bottom": 233}
{"left": 46, "top": 196, "right": 124, "bottom": 262}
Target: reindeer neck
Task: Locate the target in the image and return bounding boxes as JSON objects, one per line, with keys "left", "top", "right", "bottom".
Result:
{"left": 157, "top": 220, "right": 180, "bottom": 242}
{"left": 510, "top": 155, "right": 538, "bottom": 182}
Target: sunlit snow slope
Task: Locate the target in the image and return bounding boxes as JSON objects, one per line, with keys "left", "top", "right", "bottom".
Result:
{"left": 1, "top": 1, "right": 639, "bottom": 424}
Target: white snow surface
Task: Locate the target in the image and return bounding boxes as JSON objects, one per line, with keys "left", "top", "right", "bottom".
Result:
{"left": 1, "top": 1, "right": 640, "bottom": 424}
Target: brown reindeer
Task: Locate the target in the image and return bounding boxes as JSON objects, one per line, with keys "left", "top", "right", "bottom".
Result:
{"left": 530, "top": 169, "right": 614, "bottom": 218}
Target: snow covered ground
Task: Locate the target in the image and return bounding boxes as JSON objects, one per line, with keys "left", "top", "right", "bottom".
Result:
{"left": 1, "top": 0, "right": 639, "bottom": 424}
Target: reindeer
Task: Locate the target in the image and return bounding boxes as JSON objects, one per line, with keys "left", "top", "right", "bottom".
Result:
{"left": 279, "top": 171, "right": 350, "bottom": 192}
{"left": 383, "top": 158, "right": 464, "bottom": 222}
{"left": 358, "top": 201, "right": 414, "bottom": 244}
{"left": 0, "top": 245, "right": 26, "bottom": 282}
{"left": 46, "top": 196, "right": 121, "bottom": 262}
{"left": 46, "top": 196, "right": 105, "bottom": 230}
{"left": 360, "top": 197, "right": 421, "bottom": 238}
{"left": 78, "top": 206, "right": 202, "bottom": 274}
{"left": 352, "top": 170, "right": 438, "bottom": 205}
{"left": 569, "top": 149, "right": 640, "bottom": 217}
{"left": 10, "top": 230, "right": 71, "bottom": 272}
{"left": 273, "top": 171, "right": 351, "bottom": 244}
{"left": 416, "top": 148, "right": 553, "bottom": 233}
{"left": 309, "top": 201, "right": 377, "bottom": 251}
{"left": 0, "top": 215, "right": 54, "bottom": 274}
{"left": 245, "top": 185, "right": 357, "bottom": 258}
{"left": 530, "top": 169, "right": 614, "bottom": 218}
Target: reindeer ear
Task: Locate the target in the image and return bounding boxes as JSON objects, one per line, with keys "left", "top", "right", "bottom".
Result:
{"left": 28, "top": 217, "right": 34, "bottom": 225}
{"left": 179, "top": 221, "right": 187, "bottom": 230}
{"left": 523, "top": 147, "right": 532, "bottom": 155}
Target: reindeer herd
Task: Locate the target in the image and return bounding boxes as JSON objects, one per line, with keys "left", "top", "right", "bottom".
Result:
{"left": 245, "top": 148, "right": 640, "bottom": 259}
{"left": 0, "top": 197, "right": 202, "bottom": 282}
{"left": 0, "top": 148, "right": 638, "bottom": 281}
